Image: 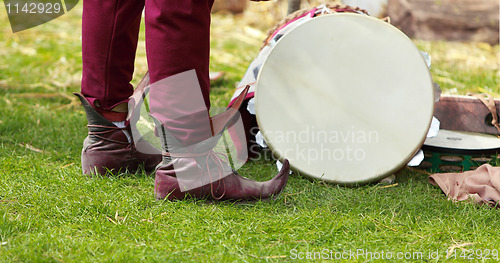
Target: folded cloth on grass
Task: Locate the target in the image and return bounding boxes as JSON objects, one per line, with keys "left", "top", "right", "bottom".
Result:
{"left": 429, "top": 164, "right": 500, "bottom": 207}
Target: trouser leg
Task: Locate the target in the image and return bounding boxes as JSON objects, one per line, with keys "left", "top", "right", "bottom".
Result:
{"left": 145, "top": 0, "right": 214, "bottom": 107}
{"left": 81, "top": 0, "right": 145, "bottom": 110}
{"left": 146, "top": 0, "right": 215, "bottom": 145}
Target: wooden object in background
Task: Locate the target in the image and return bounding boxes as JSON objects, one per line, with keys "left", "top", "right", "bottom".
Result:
{"left": 387, "top": 0, "right": 499, "bottom": 44}
{"left": 212, "top": 0, "right": 247, "bottom": 14}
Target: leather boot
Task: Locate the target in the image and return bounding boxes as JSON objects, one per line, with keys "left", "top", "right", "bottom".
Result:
{"left": 74, "top": 93, "right": 162, "bottom": 176}
{"left": 152, "top": 86, "right": 290, "bottom": 201}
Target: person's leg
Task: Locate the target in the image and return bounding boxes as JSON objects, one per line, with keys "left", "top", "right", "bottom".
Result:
{"left": 145, "top": 0, "right": 215, "bottom": 145}
{"left": 144, "top": 0, "right": 213, "bottom": 107}
{"left": 144, "top": 0, "right": 289, "bottom": 201}
{"left": 77, "top": 0, "right": 161, "bottom": 176}
{"left": 81, "top": 0, "right": 145, "bottom": 118}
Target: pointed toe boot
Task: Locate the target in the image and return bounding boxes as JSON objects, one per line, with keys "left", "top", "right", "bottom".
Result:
{"left": 75, "top": 93, "right": 161, "bottom": 176}
{"left": 152, "top": 86, "right": 290, "bottom": 201}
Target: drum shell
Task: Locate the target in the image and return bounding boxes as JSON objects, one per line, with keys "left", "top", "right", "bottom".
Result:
{"left": 418, "top": 129, "right": 500, "bottom": 173}
{"left": 419, "top": 146, "right": 500, "bottom": 173}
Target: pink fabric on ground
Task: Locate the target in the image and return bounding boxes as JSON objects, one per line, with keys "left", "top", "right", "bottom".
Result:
{"left": 429, "top": 164, "right": 500, "bottom": 207}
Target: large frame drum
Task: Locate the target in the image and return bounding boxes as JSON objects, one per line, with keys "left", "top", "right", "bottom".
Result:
{"left": 254, "top": 13, "right": 434, "bottom": 184}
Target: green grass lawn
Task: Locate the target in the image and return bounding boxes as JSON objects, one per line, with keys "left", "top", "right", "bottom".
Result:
{"left": 1, "top": 3, "right": 499, "bottom": 262}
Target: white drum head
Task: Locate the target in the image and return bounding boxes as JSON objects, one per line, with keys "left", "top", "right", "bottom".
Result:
{"left": 255, "top": 14, "right": 434, "bottom": 184}
{"left": 424, "top": 129, "right": 500, "bottom": 153}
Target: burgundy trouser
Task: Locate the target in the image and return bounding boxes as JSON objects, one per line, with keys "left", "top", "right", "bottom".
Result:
{"left": 81, "top": 0, "right": 214, "bottom": 111}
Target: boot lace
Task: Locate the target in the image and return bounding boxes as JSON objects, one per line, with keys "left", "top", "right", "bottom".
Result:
{"left": 163, "top": 151, "right": 231, "bottom": 200}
